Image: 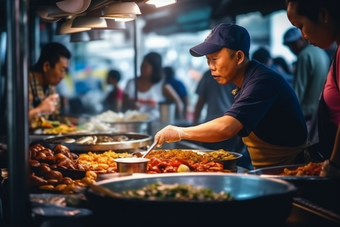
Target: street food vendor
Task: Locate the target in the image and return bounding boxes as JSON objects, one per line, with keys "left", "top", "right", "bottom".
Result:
{"left": 154, "top": 23, "right": 308, "bottom": 169}
{"left": 28, "top": 42, "right": 71, "bottom": 121}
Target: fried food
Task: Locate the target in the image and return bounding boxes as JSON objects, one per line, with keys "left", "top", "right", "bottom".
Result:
{"left": 30, "top": 116, "right": 59, "bottom": 129}
{"left": 145, "top": 149, "right": 234, "bottom": 163}
{"left": 280, "top": 162, "right": 323, "bottom": 176}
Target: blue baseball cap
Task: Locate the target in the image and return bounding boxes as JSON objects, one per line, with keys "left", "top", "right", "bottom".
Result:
{"left": 189, "top": 23, "right": 250, "bottom": 57}
{"left": 283, "top": 27, "right": 302, "bottom": 45}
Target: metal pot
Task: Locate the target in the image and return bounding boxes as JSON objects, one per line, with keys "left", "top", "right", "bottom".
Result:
{"left": 85, "top": 173, "right": 297, "bottom": 226}
{"left": 114, "top": 158, "right": 150, "bottom": 173}
{"left": 104, "top": 119, "right": 152, "bottom": 135}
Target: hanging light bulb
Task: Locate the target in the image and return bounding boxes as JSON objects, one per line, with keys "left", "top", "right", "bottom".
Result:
{"left": 145, "top": 0, "right": 176, "bottom": 8}
{"left": 93, "top": 20, "right": 126, "bottom": 30}
{"left": 102, "top": 14, "right": 136, "bottom": 22}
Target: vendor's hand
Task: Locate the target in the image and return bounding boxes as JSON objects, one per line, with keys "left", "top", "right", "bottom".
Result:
{"left": 38, "top": 94, "right": 59, "bottom": 115}
{"left": 154, "top": 125, "right": 189, "bottom": 147}
{"left": 319, "top": 160, "right": 340, "bottom": 177}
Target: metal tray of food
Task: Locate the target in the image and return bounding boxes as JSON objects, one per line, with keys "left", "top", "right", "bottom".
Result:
{"left": 42, "top": 132, "right": 152, "bottom": 153}
{"left": 248, "top": 163, "right": 340, "bottom": 214}
{"left": 140, "top": 149, "right": 243, "bottom": 170}
{"left": 248, "top": 163, "right": 322, "bottom": 178}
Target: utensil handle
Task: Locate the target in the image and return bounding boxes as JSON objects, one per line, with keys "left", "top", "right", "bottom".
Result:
{"left": 87, "top": 183, "right": 122, "bottom": 198}
{"left": 142, "top": 141, "right": 157, "bottom": 158}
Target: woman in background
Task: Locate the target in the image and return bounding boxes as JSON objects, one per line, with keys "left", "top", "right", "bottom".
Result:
{"left": 286, "top": 0, "right": 340, "bottom": 176}
{"left": 123, "top": 52, "right": 183, "bottom": 120}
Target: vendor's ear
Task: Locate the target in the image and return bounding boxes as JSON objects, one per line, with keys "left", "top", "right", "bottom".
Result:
{"left": 235, "top": 50, "right": 245, "bottom": 63}
{"left": 319, "top": 7, "right": 330, "bottom": 24}
{"left": 43, "top": 61, "right": 51, "bottom": 72}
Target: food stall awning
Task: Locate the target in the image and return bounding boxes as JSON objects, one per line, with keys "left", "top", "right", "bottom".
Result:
{"left": 139, "top": 0, "right": 286, "bottom": 35}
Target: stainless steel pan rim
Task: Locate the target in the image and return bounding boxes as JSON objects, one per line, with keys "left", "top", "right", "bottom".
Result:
{"left": 95, "top": 172, "right": 297, "bottom": 200}
{"left": 248, "top": 163, "right": 340, "bottom": 180}
{"left": 42, "top": 132, "right": 152, "bottom": 153}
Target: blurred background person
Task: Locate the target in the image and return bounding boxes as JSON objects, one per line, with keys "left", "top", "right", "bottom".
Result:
{"left": 163, "top": 66, "right": 188, "bottom": 120}
{"left": 252, "top": 46, "right": 294, "bottom": 85}
{"left": 28, "top": 42, "right": 71, "bottom": 121}
{"left": 283, "top": 27, "right": 330, "bottom": 123}
{"left": 72, "top": 66, "right": 103, "bottom": 115}
{"left": 193, "top": 70, "right": 251, "bottom": 169}
{"left": 251, "top": 46, "right": 273, "bottom": 66}
{"left": 273, "top": 56, "right": 294, "bottom": 85}
{"left": 102, "top": 69, "right": 123, "bottom": 112}
{"left": 123, "top": 52, "right": 183, "bottom": 120}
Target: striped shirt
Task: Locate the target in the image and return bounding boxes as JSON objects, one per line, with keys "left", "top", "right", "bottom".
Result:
{"left": 28, "top": 72, "right": 60, "bottom": 119}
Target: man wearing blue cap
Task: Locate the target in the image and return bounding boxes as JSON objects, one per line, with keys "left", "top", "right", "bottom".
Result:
{"left": 283, "top": 27, "right": 330, "bottom": 122}
{"left": 154, "top": 23, "right": 308, "bottom": 169}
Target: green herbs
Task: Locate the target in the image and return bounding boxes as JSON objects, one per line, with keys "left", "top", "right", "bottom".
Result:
{"left": 122, "top": 182, "right": 234, "bottom": 201}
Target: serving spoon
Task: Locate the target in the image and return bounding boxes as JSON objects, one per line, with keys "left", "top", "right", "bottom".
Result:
{"left": 142, "top": 140, "right": 158, "bottom": 158}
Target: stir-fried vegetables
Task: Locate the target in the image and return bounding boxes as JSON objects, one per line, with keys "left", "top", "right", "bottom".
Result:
{"left": 122, "top": 182, "right": 234, "bottom": 201}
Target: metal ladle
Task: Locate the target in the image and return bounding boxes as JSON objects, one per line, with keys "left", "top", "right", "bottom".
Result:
{"left": 142, "top": 141, "right": 158, "bottom": 158}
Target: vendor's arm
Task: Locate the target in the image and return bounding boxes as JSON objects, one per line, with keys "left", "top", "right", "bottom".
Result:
{"left": 154, "top": 115, "right": 243, "bottom": 146}
{"left": 28, "top": 94, "right": 59, "bottom": 120}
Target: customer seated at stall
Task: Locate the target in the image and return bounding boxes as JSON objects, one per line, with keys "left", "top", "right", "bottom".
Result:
{"left": 28, "top": 42, "right": 71, "bottom": 122}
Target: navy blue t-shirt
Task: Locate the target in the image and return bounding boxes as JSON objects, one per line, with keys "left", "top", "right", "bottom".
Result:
{"left": 225, "top": 60, "right": 307, "bottom": 147}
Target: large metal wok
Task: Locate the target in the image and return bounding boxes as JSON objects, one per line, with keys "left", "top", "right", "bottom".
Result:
{"left": 85, "top": 173, "right": 297, "bottom": 226}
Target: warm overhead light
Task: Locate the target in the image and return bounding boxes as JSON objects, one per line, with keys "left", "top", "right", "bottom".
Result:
{"left": 102, "top": 2, "right": 141, "bottom": 21}
{"left": 145, "top": 0, "right": 176, "bottom": 8}
{"left": 93, "top": 20, "right": 126, "bottom": 30}
{"left": 72, "top": 15, "right": 107, "bottom": 28}
{"left": 56, "top": 16, "right": 91, "bottom": 34}
{"left": 102, "top": 14, "right": 136, "bottom": 22}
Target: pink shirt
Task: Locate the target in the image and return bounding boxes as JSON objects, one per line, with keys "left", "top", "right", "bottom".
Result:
{"left": 323, "top": 47, "right": 340, "bottom": 126}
